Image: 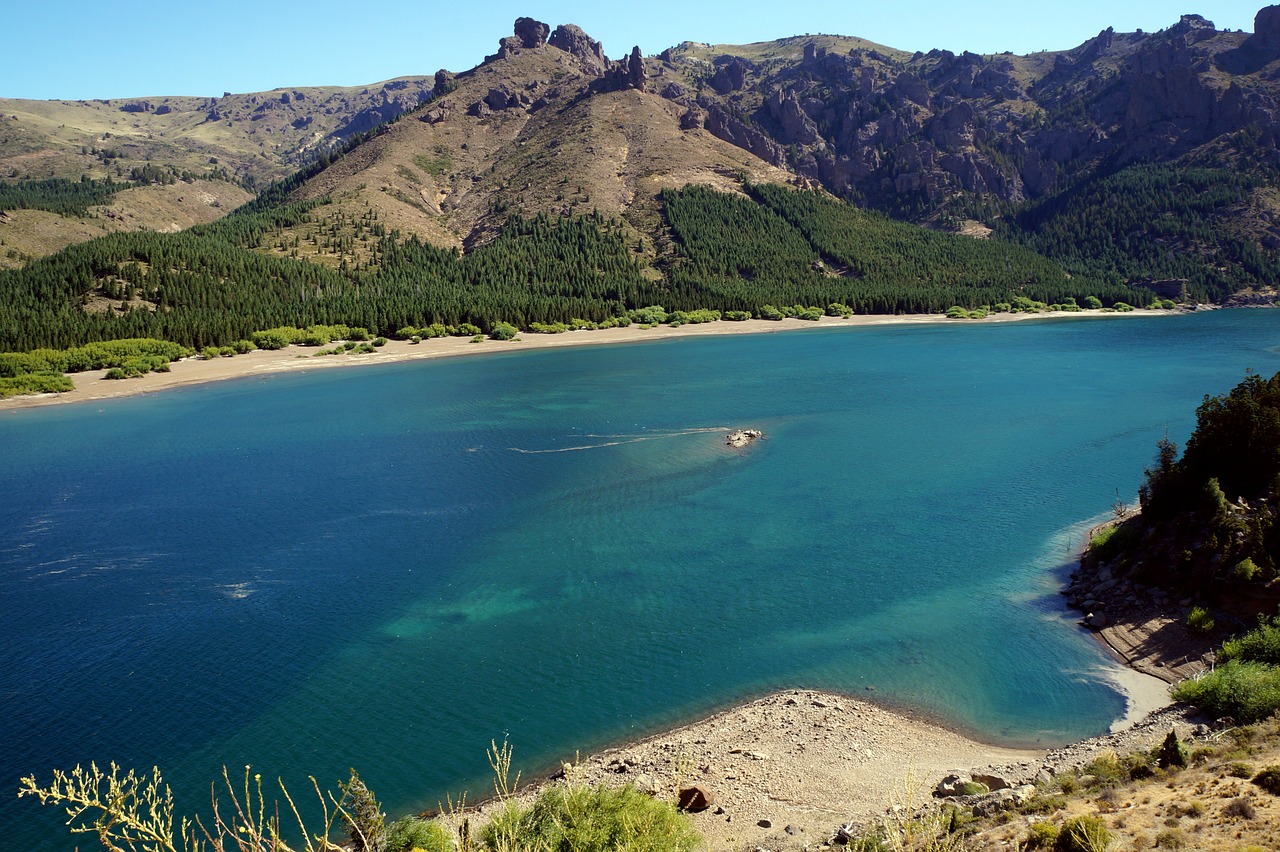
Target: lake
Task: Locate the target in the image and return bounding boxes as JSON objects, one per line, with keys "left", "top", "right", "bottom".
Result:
{"left": 2, "top": 309, "right": 1277, "bottom": 849}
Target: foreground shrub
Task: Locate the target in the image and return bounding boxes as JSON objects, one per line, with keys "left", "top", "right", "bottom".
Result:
{"left": 489, "top": 323, "right": 519, "bottom": 341}
{"left": 1024, "top": 821, "right": 1059, "bottom": 849}
{"left": 386, "top": 815, "right": 454, "bottom": 852}
{"left": 20, "top": 762, "right": 378, "bottom": 852}
{"left": 481, "top": 784, "right": 699, "bottom": 852}
{"left": 1172, "top": 660, "right": 1280, "bottom": 723}
{"left": 1055, "top": 815, "right": 1113, "bottom": 852}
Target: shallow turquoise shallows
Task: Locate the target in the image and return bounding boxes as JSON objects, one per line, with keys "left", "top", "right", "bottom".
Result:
{"left": 2, "top": 309, "right": 1277, "bottom": 848}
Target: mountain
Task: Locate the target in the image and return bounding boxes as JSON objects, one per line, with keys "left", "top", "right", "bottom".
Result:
{"left": 2, "top": 9, "right": 1279, "bottom": 357}
{"left": 0, "top": 78, "right": 437, "bottom": 187}
{"left": 0, "top": 79, "right": 436, "bottom": 266}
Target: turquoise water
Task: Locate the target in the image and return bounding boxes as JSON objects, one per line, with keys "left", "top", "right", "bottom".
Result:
{"left": 2, "top": 309, "right": 1277, "bottom": 848}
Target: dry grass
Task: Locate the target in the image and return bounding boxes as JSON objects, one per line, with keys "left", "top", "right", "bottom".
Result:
{"left": 0, "top": 179, "right": 251, "bottom": 268}
{"left": 960, "top": 718, "right": 1280, "bottom": 852}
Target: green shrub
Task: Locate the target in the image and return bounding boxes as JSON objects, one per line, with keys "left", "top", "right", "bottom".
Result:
{"left": 1254, "top": 766, "right": 1280, "bottom": 795}
{"left": 452, "top": 323, "right": 482, "bottom": 337}
{"left": 1228, "top": 762, "right": 1254, "bottom": 778}
{"left": 1054, "top": 815, "right": 1113, "bottom": 852}
{"left": 1220, "top": 617, "right": 1280, "bottom": 665}
{"left": 756, "top": 304, "right": 783, "bottom": 320}
{"left": 1234, "top": 557, "right": 1261, "bottom": 581}
{"left": 385, "top": 816, "right": 454, "bottom": 852}
{"left": 393, "top": 327, "right": 419, "bottom": 340}
{"left": 1154, "top": 827, "right": 1183, "bottom": 848}
{"left": 628, "top": 306, "right": 668, "bottom": 325}
{"left": 230, "top": 339, "right": 257, "bottom": 354}
{"left": 1172, "top": 660, "right": 1280, "bottom": 723}
{"left": 0, "top": 372, "right": 75, "bottom": 399}
{"left": 826, "top": 302, "right": 854, "bottom": 318}
{"left": 945, "top": 306, "right": 971, "bottom": 319}
{"left": 1082, "top": 752, "right": 1124, "bottom": 786}
{"left": 410, "top": 336, "right": 422, "bottom": 344}
{"left": 1024, "top": 821, "right": 1060, "bottom": 849}
{"left": 959, "top": 781, "right": 989, "bottom": 796}
{"left": 347, "top": 328, "right": 370, "bottom": 341}
{"left": 251, "top": 328, "right": 294, "bottom": 350}
{"left": 481, "top": 784, "right": 700, "bottom": 851}
{"left": 372, "top": 337, "right": 387, "bottom": 347}
{"left": 723, "top": 310, "right": 751, "bottom": 321}
{"left": 1084, "top": 295, "right": 1104, "bottom": 309}
{"left": 104, "top": 367, "right": 128, "bottom": 380}
{"left": 489, "top": 323, "right": 519, "bottom": 341}
{"left": 1113, "top": 302, "right": 1135, "bottom": 312}
{"left": 1187, "top": 606, "right": 1215, "bottom": 633}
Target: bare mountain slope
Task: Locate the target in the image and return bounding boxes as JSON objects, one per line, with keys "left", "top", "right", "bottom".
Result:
{"left": 283, "top": 23, "right": 797, "bottom": 252}
{"left": 0, "top": 78, "right": 436, "bottom": 189}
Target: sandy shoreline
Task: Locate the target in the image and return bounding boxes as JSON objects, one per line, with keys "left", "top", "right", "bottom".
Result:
{"left": 0, "top": 309, "right": 1162, "bottom": 412}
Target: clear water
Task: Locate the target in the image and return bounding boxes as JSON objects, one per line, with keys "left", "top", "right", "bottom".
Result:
{"left": 2, "top": 309, "right": 1277, "bottom": 849}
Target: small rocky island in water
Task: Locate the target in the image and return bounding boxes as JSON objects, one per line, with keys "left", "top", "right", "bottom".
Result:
{"left": 726, "top": 429, "right": 763, "bottom": 448}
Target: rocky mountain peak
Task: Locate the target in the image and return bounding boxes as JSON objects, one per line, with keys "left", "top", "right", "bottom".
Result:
{"left": 1253, "top": 4, "right": 1280, "bottom": 53}
{"left": 549, "top": 24, "right": 609, "bottom": 75}
{"left": 514, "top": 17, "right": 549, "bottom": 49}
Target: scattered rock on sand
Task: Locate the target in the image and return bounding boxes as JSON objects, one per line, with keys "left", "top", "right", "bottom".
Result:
{"left": 677, "top": 786, "right": 714, "bottom": 812}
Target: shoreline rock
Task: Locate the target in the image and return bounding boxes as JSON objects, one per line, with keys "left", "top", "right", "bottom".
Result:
{"left": 725, "top": 428, "right": 763, "bottom": 447}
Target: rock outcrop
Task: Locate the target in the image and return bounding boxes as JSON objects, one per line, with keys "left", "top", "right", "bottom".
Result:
{"left": 726, "top": 429, "right": 763, "bottom": 448}
{"left": 513, "top": 16, "right": 549, "bottom": 49}
{"left": 549, "top": 24, "right": 608, "bottom": 75}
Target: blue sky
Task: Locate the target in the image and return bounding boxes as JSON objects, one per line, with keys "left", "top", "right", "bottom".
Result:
{"left": 0, "top": 1, "right": 1268, "bottom": 100}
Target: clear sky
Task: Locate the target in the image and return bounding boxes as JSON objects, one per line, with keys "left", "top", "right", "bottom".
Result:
{"left": 0, "top": 1, "right": 1269, "bottom": 100}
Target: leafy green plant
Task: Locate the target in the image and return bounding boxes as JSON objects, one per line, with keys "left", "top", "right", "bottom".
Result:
{"left": 1024, "top": 821, "right": 1059, "bottom": 849}
{"left": 1221, "top": 617, "right": 1280, "bottom": 665}
{"left": 1187, "top": 606, "right": 1215, "bottom": 633}
{"left": 1172, "top": 661, "right": 1280, "bottom": 723}
{"left": 385, "top": 816, "right": 454, "bottom": 852}
{"left": 480, "top": 784, "right": 700, "bottom": 852}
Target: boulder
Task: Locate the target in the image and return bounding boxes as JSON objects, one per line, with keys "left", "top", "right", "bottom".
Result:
{"left": 677, "top": 786, "right": 714, "bottom": 812}
{"left": 971, "top": 772, "right": 1011, "bottom": 792}
{"left": 934, "top": 774, "right": 969, "bottom": 797}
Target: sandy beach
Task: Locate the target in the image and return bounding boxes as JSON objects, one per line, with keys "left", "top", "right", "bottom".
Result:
{"left": 0, "top": 309, "right": 1162, "bottom": 413}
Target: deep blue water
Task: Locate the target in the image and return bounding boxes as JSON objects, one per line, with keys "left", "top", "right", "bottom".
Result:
{"left": 2, "top": 309, "right": 1277, "bottom": 849}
